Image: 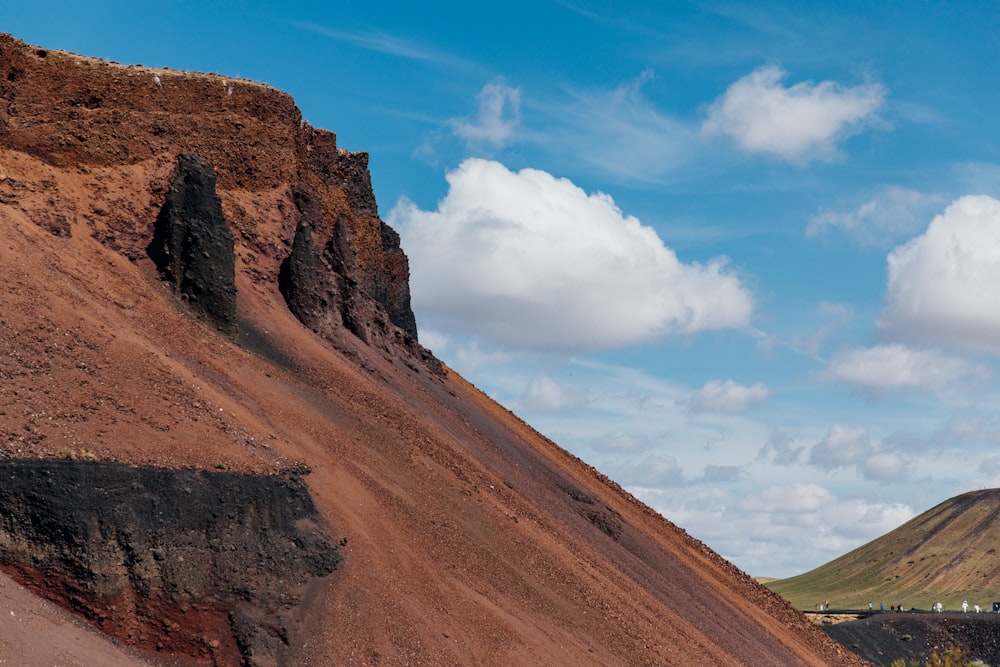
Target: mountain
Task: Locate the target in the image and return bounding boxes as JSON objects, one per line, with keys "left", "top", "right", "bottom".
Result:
{"left": 0, "top": 33, "right": 865, "bottom": 666}
{"left": 768, "top": 488, "right": 1000, "bottom": 612}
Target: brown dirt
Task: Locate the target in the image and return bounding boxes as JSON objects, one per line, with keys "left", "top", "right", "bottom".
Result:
{"left": 0, "top": 32, "right": 869, "bottom": 666}
{"left": 0, "top": 570, "right": 157, "bottom": 666}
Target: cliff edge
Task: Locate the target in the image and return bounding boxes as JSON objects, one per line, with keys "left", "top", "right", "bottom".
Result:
{"left": 0, "top": 32, "right": 431, "bottom": 365}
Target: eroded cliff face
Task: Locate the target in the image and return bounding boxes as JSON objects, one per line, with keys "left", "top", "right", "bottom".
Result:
{"left": 0, "top": 32, "right": 428, "bottom": 362}
{"left": 0, "top": 460, "right": 340, "bottom": 666}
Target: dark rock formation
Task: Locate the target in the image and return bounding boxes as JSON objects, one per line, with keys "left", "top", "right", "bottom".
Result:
{"left": 279, "top": 181, "right": 429, "bottom": 367}
{"left": 293, "top": 125, "right": 420, "bottom": 343}
{"left": 378, "top": 221, "right": 419, "bottom": 339}
{"left": 148, "top": 153, "right": 237, "bottom": 334}
{"left": 278, "top": 183, "right": 353, "bottom": 342}
{"left": 0, "top": 459, "right": 341, "bottom": 666}
{"left": 824, "top": 612, "right": 1000, "bottom": 666}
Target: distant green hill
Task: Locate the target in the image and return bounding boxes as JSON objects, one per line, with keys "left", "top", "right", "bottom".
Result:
{"left": 767, "top": 489, "right": 1000, "bottom": 612}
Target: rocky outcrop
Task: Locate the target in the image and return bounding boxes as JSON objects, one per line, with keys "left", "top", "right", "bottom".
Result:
{"left": 290, "top": 126, "right": 423, "bottom": 351}
{"left": 0, "top": 32, "right": 429, "bottom": 366}
{"left": 148, "top": 153, "right": 237, "bottom": 334}
{"left": 0, "top": 459, "right": 340, "bottom": 666}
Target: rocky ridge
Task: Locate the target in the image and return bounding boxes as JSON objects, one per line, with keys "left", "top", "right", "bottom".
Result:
{"left": 0, "top": 32, "right": 428, "bottom": 363}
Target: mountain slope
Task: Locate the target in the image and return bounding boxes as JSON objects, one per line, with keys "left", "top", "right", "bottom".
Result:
{"left": 0, "top": 33, "right": 864, "bottom": 665}
{"left": 768, "top": 488, "right": 1000, "bottom": 611}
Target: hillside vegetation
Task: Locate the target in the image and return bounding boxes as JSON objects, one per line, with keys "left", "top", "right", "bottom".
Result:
{"left": 768, "top": 489, "right": 1000, "bottom": 611}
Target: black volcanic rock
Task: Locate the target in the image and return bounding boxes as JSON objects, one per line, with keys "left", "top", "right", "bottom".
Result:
{"left": 279, "top": 183, "right": 356, "bottom": 340}
{"left": 0, "top": 459, "right": 340, "bottom": 666}
{"left": 378, "top": 221, "right": 419, "bottom": 339}
{"left": 148, "top": 153, "right": 238, "bottom": 334}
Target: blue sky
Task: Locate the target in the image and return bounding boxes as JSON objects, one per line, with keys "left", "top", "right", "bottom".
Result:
{"left": 7, "top": 1, "right": 1000, "bottom": 577}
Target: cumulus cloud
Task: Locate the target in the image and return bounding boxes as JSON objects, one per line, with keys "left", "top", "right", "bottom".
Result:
{"left": 702, "top": 65, "right": 885, "bottom": 162}
{"left": 391, "top": 158, "right": 753, "bottom": 350}
{"left": 807, "top": 186, "right": 943, "bottom": 247}
{"left": 689, "top": 379, "right": 769, "bottom": 413}
{"left": 741, "top": 483, "right": 834, "bottom": 514}
{"left": 823, "top": 344, "right": 989, "bottom": 397}
{"left": 809, "top": 425, "right": 914, "bottom": 482}
{"left": 861, "top": 451, "right": 908, "bottom": 482}
{"left": 756, "top": 431, "right": 804, "bottom": 465}
{"left": 450, "top": 79, "right": 521, "bottom": 149}
{"left": 810, "top": 424, "right": 872, "bottom": 469}
{"left": 638, "top": 484, "right": 915, "bottom": 577}
{"left": 517, "top": 374, "right": 587, "bottom": 412}
{"left": 880, "top": 195, "right": 1000, "bottom": 353}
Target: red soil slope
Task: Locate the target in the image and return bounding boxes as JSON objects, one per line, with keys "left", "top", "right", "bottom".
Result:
{"left": 0, "top": 34, "right": 866, "bottom": 665}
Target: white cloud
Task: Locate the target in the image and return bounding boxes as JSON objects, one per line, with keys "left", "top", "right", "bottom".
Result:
{"left": 607, "top": 454, "right": 684, "bottom": 487}
{"left": 756, "top": 431, "right": 804, "bottom": 465}
{"left": 861, "top": 451, "right": 908, "bottom": 482}
{"left": 391, "top": 158, "right": 753, "bottom": 350}
{"left": 517, "top": 374, "right": 587, "bottom": 412}
{"left": 807, "top": 186, "right": 943, "bottom": 247}
{"left": 880, "top": 195, "right": 1000, "bottom": 353}
{"left": 830, "top": 499, "right": 914, "bottom": 541}
{"left": 689, "top": 379, "right": 769, "bottom": 413}
{"left": 450, "top": 79, "right": 521, "bottom": 149}
{"left": 807, "top": 424, "right": 916, "bottom": 482}
{"left": 741, "top": 483, "right": 834, "bottom": 514}
{"left": 702, "top": 65, "right": 885, "bottom": 162}
{"left": 823, "top": 344, "right": 989, "bottom": 397}
{"left": 651, "top": 484, "right": 914, "bottom": 576}
{"left": 809, "top": 424, "right": 872, "bottom": 469}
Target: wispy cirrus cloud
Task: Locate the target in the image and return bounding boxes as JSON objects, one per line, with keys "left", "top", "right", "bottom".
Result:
{"left": 808, "top": 186, "right": 943, "bottom": 247}
{"left": 288, "top": 20, "right": 469, "bottom": 67}
{"left": 532, "top": 69, "right": 698, "bottom": 183}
